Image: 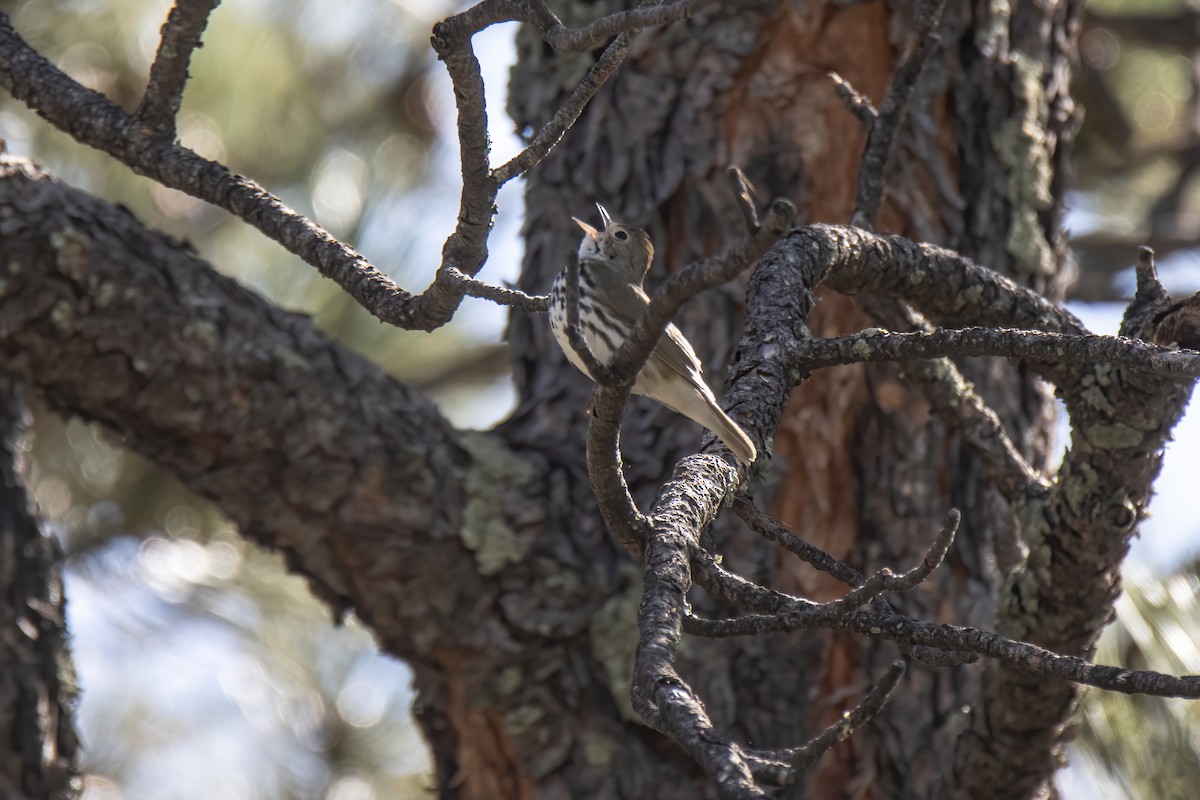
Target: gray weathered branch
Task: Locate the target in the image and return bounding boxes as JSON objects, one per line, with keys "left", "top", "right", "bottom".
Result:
{"left": 135, "top": 0, "right": 222, "bottom": 138}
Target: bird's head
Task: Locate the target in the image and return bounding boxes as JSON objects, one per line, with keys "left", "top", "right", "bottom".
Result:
{"left": 573, "top": 204, "right": 654, "bottom": 283}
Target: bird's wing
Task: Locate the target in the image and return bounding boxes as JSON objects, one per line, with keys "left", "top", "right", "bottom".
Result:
{"left": 587, "top": 264, "right": 706, "bottom": 383}
{"left": 655, "top": 322, "right": 707, "bottom": 383}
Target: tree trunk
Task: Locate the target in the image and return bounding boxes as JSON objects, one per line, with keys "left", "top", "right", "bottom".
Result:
{"left": 497, "top": 1, "right": 1079, "bottom": 798}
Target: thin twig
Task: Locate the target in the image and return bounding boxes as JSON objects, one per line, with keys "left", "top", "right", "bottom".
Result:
{"left": 440, "top": 266, "right": 548, "bottom": 311}
{"left": 851, "top": 295, "right": 1048, "bottom": 509}
{"left": 827, "top": 509, "right": 958, "bottom": 612}
{"left": 742, "top": 662, "right": 907, "bottom": 788}
{"left": 797, "top": 327, "right": 1200, "bottom": 381}
{"left": 683, "top": 551, "right": 1200, "bottom": 698}
{"left": 743, "top": 664, "right": 905, "bottom": 791}
{"left": 733, "top": 465, "right": 973, "bottom": 665}
{"left": 785, "top": 661, "right": 906, "bottom": 778}
{"left": 136, "top": 0, "right": 222, "bottom": 138}
{"left": 539, "top": 0, "right": 714, "bottom": 52}
{"left": 727, "top": 167, "right": 761, "bottom": 233}
{"left": 828, "top": 71, "right": 878, "bottom": 126}
{"left": 493, "top": 32, "right": 635, "bottom": 184}
{"left": 851, "top": 0, "right": 948, "bottom": 230}
{"left": 732, "top": 503, "right": 960, "bottom": 615}
{"left": 734, "top": 498, "right": 865, "bottom": 586}
{"left": 689, "top": 542, "right": 975, "bottom": 667}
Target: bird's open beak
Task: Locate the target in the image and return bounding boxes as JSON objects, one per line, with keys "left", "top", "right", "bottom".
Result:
{"left": 596, "top": 203, "right": 612, "bottom": 229}
{"left": 572, "top": 217, "right": 600, "bottom": 240}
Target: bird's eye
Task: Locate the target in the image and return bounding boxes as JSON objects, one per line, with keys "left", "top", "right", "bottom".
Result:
{"left": 615, "top": 230, "right": 629, "bottom": 241}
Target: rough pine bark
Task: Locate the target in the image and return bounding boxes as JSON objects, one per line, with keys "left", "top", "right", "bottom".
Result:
{"left": 502, "top": 1, "right": 1080, "bottom": 798}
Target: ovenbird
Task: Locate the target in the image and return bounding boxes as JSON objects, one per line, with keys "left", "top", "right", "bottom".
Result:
{"left": 548, "top": 206, "right": 757, "bottom": 464}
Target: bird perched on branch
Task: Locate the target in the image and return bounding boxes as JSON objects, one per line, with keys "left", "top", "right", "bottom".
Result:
{"left": 548, "top": 205, "right": 757, "bottom": 464}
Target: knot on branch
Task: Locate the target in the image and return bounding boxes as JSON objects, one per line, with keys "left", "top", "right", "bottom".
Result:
{"left": 429, "top": 21, "right": 454, "bottom": 54}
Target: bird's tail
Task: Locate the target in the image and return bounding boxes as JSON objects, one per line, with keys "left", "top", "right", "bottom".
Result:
{"left": 650, "top": 378, "right": 757, "bottom": 464}
{"left": 701, "top": 402, "right": 757, "bottom": 465}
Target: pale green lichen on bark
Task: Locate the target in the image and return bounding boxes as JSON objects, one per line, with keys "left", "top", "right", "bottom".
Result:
{"left": 505, "top": 704, "right": 545, "bottom": 738}
{"left": 495, "top": 665, "right": 523, "bottom": 697}
{"left": 993, "top": 51, "right": 1056, "bottom": 277}
{"left": 271, "top": 343, "right": 310, "bottom": 371}
{"left": 960, "top": 284, "right": 985, "bottom": 307}
{"left": 580, "top": 730, "right": 618, "bottom": 767}
{"left": 50, "top": 300, "right": 73, "bottom": 330}
{"left": 1060, "top": 459, "right": 1102, "bottom": 520}
{"left": 50, "top": 224, "right": 90, "bottom": 281}
{"left": 851, "top": 338, "right": 874, "bottom": 360}
{"left": 542, "top": 563, "right": 583, "bottom": 597}
{"left": 1085, "top": 422, "right": 1144, "bottom": 450}
{"left": 1079, "top": 365, "right": 1118, "bottom": 414}
{"left": 183, "top": 318, "right": 220, "bottom": 348}
{"left": 1090, "top": 362, "right": 1115, "bottom": 388}
{"left": 588, "top": 561, "right": 641, "bottom": 720}
{"left": 926, "top": 355, "right": 968, "bottom": 391}
{"left": 978, "top": 0, "right": 1012, "bottom": 54}
{"left": 459, "top": 432, "right": 537, "bottom": 576}
{"left": 94, "top": 281, "right": 116, "bottom": 307}
{"left": 998, "top": 558, "right": 1042, "bottom": 638}
{"left": 1000, "top": 496, "right": 1051, "bottom": 631}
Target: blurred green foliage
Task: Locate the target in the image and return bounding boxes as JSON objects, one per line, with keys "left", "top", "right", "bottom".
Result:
{"left": 1076, "top": 1, "right": 1200, "bottom": 240}
{"left": 1076, "top": 563, "right": 1200, "bottom": 799}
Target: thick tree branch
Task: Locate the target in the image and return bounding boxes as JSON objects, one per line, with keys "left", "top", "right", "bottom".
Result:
{"left": 630, "top": 218, "right": 1200, "bottom": 793}
{"left": 802, "top": 225, "right": 1082, "bottom": 334}
{"left": 945, "top": 245, "right": 1200, "bottom": 796}
{"left": 633, "top": 458, "right": 764, "bottom": 800}
{"left": 0, "top": 157, "right": 479, "bottom": 660}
